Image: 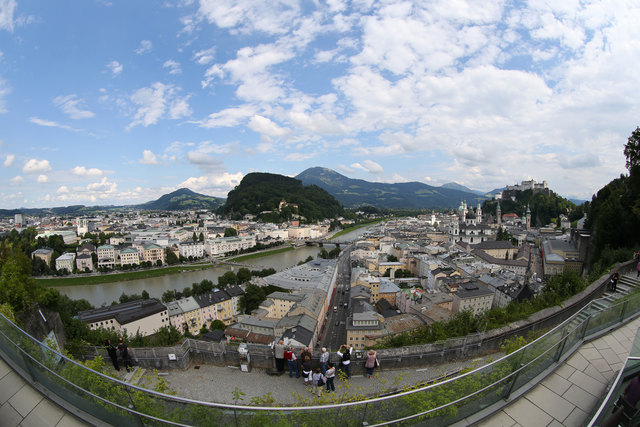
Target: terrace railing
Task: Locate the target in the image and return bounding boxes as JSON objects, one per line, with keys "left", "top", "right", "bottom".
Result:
{"left": 2, "top": 283, "right": 640, "bottom": 426}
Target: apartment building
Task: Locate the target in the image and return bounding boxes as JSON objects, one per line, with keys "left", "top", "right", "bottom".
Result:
{"left": 79, "top": 299, "right": 169, "bottom": 337}
{"left": 55, "top": 252, "right": 76, "bottom": 272}
{"left": 97, "top": 244, "right": 116, "bottom": 269}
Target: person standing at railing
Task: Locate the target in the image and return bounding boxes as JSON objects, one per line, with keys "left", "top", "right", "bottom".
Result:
{"left": 319, "top": 347, "right": 329, "bottom": 374}
{"left": 337, "top": 344, "right": 352, "bottom": 379}
{"left": 284, "top": 347, "right": 299, "bottom": 378}
{"left": 105, "top": 339, "right": 120, "bottom": 371}
{"left": 274, "top": 339, "right": 285, "bottom": 373}
{"left": 118, "top": 337, "right": 133, "bottom": 372}
{"left": 325, "top": 362, "right": 336, "bottom": 392}
{"left": 365, "top": 349, "right": 377, "bottom": 378}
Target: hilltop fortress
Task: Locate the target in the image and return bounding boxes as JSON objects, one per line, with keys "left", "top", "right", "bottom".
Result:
{"left": 499, "top": 179, "right": 551, "bottom": 200}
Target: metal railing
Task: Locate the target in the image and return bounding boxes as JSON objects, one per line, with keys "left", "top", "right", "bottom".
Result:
{"left": 2, "top": 286, "right": 640, "bottom": 426}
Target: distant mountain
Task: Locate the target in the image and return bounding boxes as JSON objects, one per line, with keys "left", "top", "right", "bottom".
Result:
{"left": 440, "top": 182, "right": 485, "bottom": 196}
{"left": 221, "top": 172, "right": 343, "bottom": 221}
{"left": 135, "top": 188, "right": 225, "bottom": 211}
{"left": 296, "top": 167, "right": 489, "bottom": 209}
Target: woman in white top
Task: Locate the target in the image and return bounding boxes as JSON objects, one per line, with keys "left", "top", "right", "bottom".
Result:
{"left": 324, "top": 362, "right": 336, "bottom": 392}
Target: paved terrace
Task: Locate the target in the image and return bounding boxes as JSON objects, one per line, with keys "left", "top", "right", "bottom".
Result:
{"left": 2, "top": 314, "right": 639, "bottom": 426}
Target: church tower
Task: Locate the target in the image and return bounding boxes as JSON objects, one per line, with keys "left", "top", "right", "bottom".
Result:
{"left": 476, "top": 203, "right": 482, "bottom": 223}
{"left": 526, "top": 204, "right": 531, "bottom": 230}
{"left": 496, "top": 201, "right": 501, "bottom": 227}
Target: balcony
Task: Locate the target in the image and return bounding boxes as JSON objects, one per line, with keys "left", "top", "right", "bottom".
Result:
{"left": 1, "top": 279, "right": 640, "bottom": 425}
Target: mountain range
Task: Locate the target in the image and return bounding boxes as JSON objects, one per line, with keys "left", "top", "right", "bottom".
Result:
{"left": 295, "top": 167, "right": 491, "bottom": 209}
{"left": 1, "top": 167, "right": 586, "bottom": 216}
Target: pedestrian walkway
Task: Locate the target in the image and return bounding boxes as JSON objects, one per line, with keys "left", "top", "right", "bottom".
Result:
{"left": 0, "top": 357, "right": 89, "bottom": 427}
{"left": 2, "top": 316, "right": 639, "bottom": 426}
{"left": 475, "top": 315, "right": 640, "bottom": 427}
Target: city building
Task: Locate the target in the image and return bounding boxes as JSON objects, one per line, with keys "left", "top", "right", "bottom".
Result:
{"left": 55, "top": 252, "right": 76, "bottom": 272}
{"left": 79, "top": 299, "right": 169, "bottom": 337}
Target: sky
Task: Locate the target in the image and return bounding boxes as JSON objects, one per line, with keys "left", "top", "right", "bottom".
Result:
{"left": 0, "top": 0, "right": 639, "bottom": 209}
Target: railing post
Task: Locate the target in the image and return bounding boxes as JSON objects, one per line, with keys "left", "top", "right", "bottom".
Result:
{"left": 19, "top": 349, "right": 36, "bottom": 383}
{"left": 554, "top": 327, "right": 569, "bottom": 363}
{"left": 362, "top": 402, "right": 369, "bottom": 426}
{"left": 581, "top": 314, "right": 591, "bottom": 339}
{"left": 503, "top": 363, "right": 524, "bottom": 400}
{"left": 620, "top": 300, "right": 629, "bottom": 323}
{"left": 123, "top": 386, "right": 146, "bottom": 427}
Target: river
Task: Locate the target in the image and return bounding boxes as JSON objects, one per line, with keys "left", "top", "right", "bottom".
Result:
{"left": 56, "top": 225, "right": 374, "bottom": 306}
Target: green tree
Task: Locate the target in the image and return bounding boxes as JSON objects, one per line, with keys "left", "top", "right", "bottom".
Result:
{"left": 198, "top": 232, "right": 204, "bottom": 242}
{"left": 387, "top": 254, "right": 398, "bottom": 262}
{"left": 624, "top": 126, "right": 640, "bottom": 171}
{"left": 224, "top": 227, "right": 238, "bottom": 237}
{"left": 210, "top": 319, "right": 226, "bottom": 331}
{"left": 239, "top": 283, "right": 266, "bottom": 314}
{"left": 218, "top": 271, "right": 238, "bottom": 287}
{"left": 236, "top": 267, "right": 252, "bottom": 284}
{"left": 0, "top": 246, "right": 37, "bottom": 312}
{"left": 165, "top": 248, "right": 179, "bottom": 265}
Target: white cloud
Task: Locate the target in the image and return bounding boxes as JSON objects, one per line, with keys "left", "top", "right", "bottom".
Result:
{"left": 135, "top": 39, "right": 152, "bottom": 54}
{"left": 140, "top": 150, "right": 159, "bottom": 165}
{"left": 0, "top": 0, "right": 17, "bottom": 32}
{"left": 351, "top": 160, "right": 383, "bottom": 174}
{"left": 248, "top": 115, "right": 291, "bottom": 138}
{"left": 71, "top": 166, "right": 103, "bottom": 176}
{"left": 193, "top": 47, "right": 215, "bottom": 65}
{"left": 169, "top": 96, "right": 191, "bottom": 119}
{"left": 37, "top": 174, "right": 48, "bottom": 183}
{"left": 29, "top": 117, "right": 80, "bottom": 132}
{"left": 86, "top": 177, "right": 117, "bottom": 193}
{"left": 177, "top": 172, "right": 243, "bottom": 196}
{"left": 199, "top": 105, "right": 256, "bottom": 128}
{"left": 107, "top": 60, "right": 123, "bottom": 76}
{"left": 185, "top": 151, "right": 223, "bottom": 171}
{"left": 56, "top": 186, "right": 69, "bottom": 194}
{"left": 284, "top": 152, "right": 315, "bottom": 161}
{"left": 163, "top": 59, "right": 182, "bottom": 75}
{"left": 127, "top": 83, "right": 191, "bottom": 129}
{"left": 53, "top": 94, "right": 95, "bottom": 119}
{"left": 4, "top": 153, "right": 14, "bottom": 167}
{"left": 23, "top": 158, "right": 51, "bottom": 174}
{"left": 9, "top": 175, "right": 23, "bottom": 185}
{"left": 197, "top": 0, "right": 301, "bottom": 35}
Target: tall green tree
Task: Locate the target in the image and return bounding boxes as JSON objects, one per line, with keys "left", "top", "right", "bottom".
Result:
{"left": 624, "top": 126, "right": 640, "bottom": 172}
{"left": 239, "top": 283, "right": 266, "bottom": 314}
{"left": 0, "top": 246, "right": 37, "bottom": 312}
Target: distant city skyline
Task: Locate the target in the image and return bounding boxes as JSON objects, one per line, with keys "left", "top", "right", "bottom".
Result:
{"left": 0, "top": 1, "right": 638, "bottom": 209}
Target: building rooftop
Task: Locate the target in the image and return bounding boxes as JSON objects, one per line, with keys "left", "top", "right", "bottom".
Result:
{"left": 78, "top": 298, "right": 166, "bottom": 325}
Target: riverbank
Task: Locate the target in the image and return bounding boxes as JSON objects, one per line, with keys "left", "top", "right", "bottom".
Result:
{"left": 34, "top": 263, "right": 215, "bottom": 287}
{"left": 225, "top": 246, "right": 294, "bottom": 262}
{"left": 330, "top": 219, "right": 384, "bottom": 239}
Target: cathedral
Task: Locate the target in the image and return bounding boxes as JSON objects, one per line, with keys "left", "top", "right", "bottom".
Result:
{"left": 448, "top": 201, "right": 497, "bottom": 244}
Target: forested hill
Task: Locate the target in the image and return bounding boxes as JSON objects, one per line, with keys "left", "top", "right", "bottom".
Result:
{"left": 135, "top": 188, "right": 225, "bottom": 211}
{"left": 482, "top": 189, "right": 586, "bottom": 227}
{"left": 220, "top": 172, "right": 343, "bottom": 222}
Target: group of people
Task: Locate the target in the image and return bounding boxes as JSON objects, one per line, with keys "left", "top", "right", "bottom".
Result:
{"left": 274, "top": 340, "right": 379, "bottom": 395}
{"left": 105, "top": 337, "right": 133, "bottom": 372}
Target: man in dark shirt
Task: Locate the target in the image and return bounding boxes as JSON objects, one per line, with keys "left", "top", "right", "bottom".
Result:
{"left": 117, "top": 337, "right": 133, "bottom": 372}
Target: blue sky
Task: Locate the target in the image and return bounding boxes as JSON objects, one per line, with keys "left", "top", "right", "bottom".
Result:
{"left": 0, "top": 0, "right": 638, "bottom": 209}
